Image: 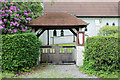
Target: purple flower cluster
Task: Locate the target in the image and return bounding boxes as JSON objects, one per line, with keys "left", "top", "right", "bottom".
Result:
{"left": 14, "top": 28, "right": 17, "bottom": 33}
{"left": 15, "top": 14, "right": 19, "bottom": 17}
{"left": 14, "top": 18, "right": 20, "bottom": 21}
{"left": 0, "top": 25, "right": 3, "bottom": 29}
{"left": 26, "top": 18, "right": 32, "bottom": 21}
{"left": 21, "top": 26, "right": 28, "bottom": 32}
{"left": 21, "top": 28, "right": 26, "bottom": 32}
{"left": 8, "top": 28, "right": 18, "bottom": 33}
{"left": 24, "top": 10, "right": 27, "bottom": 13}
{"left": 0, "top": 20, "right": 3, "bottom": 24}
{"left": 20, "top": 25, "right": 23, "bottom": 28}
{"left": 10, "top": 14, "right": 13, "bottom": 16}
{"left": 25, "top": 27, "right": 27, "bottom": 30}
{"left": 5, "top": 6, "right": 8, "bottom": 9}
{"left": 5, "top": 2, "right": 7, "bottom": 4}
{"left": 10, "top": 6, "right": 16, "bottom": 11}
{"left": 28, "top": 9, "right": 31, "bottom": 12}
{"left": 0, "top": 10, "right": 5, "bottom": 13}
{"left": 24, "top": 13, "right": 29, "bottom": 16}
{"left": 8, "top": 29, "right": 12, "bottom": 32}
{"left": 25, "top": 21, "right": 28, "bottom": 23}
{"left": 8, "top": 29, "right": 13, "bottom": 33}
{"left": 2, "top": 25, "right": 5, "bottom": 28}
{"left": 10, "top": 3, "right": 14, "bottom": 6}
{"left": 10, "top": 22, "right": 19, "bottom": 26}
{"left": 5, "top": 10, "right": 12, "bottom": 13}
{"left": 3, "top": 19, "right": 7, "bottom": 22}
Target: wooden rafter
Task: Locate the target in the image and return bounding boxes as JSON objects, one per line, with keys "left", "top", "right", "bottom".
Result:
{"left": 35, "top": 28, "right": 39, "bottom": 32}
{"left": 75, "top": 28, "right": 79, "bottom": 31}
{"left": 36, "top": 29, "right": 46, "bottom": 38}
{"left": 69, "top": 29, "right": 77, "bottom": 36}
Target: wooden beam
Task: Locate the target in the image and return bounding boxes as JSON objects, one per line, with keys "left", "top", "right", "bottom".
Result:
{"left": 69, "top": 29, "right": 77, "bottom": 36}
{"left": 73, "top": 35, "right": 75, "bottom": 42}
{"left": 75, "top": 28, "right": 79, "bottom": 31}
{"left": 47, "top": 30, "right": 49, "bottom": 45}
{"left": 36, "top": 29, "right": 46, "bottom": 38}
{"left": 35, "top": 28, "right": 39, "bottom": 32}
{"left": 28, "top": 25, "right": 86, "bottom": 29}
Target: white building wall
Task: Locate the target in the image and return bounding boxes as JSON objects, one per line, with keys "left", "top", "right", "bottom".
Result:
{"left": 39, "top": 30, "right": 48, "bottom": 45}
{"left": 81, "top": 18, "right": 118, "bottom": 37}
{"left": 39, "top": 18, "right": 119, "bottom": 45}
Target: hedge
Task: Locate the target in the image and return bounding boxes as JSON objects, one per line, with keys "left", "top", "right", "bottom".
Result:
{"left": 83, "top": 36, "right": 119, "bottom": 73}
{"left": 2, "top": 33, "right": 42, "bottom": 72}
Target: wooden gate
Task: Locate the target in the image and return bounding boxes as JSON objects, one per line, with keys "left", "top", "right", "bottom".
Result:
{"left": 40, "top": 45, "right": 76, "bottom": 64}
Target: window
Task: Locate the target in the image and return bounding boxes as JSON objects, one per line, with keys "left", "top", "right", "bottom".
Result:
{"left": 106, "top": 23, "right": 109, "bottom": 25}
{"left": 85, "top": 26, "right": 87, "bottom": 31}
{"left": 112, "top": 23, "right": 115, "bottom": 26}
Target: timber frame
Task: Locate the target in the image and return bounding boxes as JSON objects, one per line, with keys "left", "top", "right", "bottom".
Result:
{"left": 29, "top": 25, "right": 87, "bottom": 38}
{"left": 27, "top": 12, "right": 88, "bottom": 45}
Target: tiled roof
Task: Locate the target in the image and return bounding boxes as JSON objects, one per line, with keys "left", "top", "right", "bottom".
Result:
{"left": 44, "top": 2, "right": 119, "bottom": 16}
{"left": 28, "top": 12, "right": 88, "bottom": 26}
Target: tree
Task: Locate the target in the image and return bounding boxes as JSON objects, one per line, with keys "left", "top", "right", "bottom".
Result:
{"left": 98, "top": 25, "right": 118, "bottom": 36}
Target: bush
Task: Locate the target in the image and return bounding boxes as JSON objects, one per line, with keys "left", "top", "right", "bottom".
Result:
{"left": 2, "top": 33, "right": 42, "bottom": 73}
{"left": 83, "top": 36, "right": 119, "bottom": 73}
{"left": 98, "top": 26, "right": 118, "bottom": 36}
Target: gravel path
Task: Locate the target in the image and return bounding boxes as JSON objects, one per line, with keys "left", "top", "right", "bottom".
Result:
{"left": 18, "top": 64, "right": 98, "bottom": 78}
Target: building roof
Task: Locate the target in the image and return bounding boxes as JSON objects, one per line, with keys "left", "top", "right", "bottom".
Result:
{"left": 44, "top": 2, "right": 119, "bottom": 17}
{"left": 28, "top": 12, "right": 88, "bottom": 27}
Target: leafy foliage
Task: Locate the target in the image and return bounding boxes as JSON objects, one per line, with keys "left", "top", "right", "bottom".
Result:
{"left": 2, "top": 33, "right": 42, "bottom": 73}
{"left": 98, "top": 26, "right": 118, "bottom": 36}
{"left": 82, "top": 36, "right": 119, "bottom": 77}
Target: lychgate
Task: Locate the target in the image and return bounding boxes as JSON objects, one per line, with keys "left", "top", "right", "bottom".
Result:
{"left": 28, "top": 12, "right": 88, "bottom": 65}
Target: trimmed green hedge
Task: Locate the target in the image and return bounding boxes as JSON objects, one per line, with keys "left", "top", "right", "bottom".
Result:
{"left": 83, "top": 36, "right": 119, "bottom": 73}
{"left": 2, "top": 33, "right": 42, "bottom": 72}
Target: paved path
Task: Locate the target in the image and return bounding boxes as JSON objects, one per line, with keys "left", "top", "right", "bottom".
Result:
{"left": 18, "top": 65, "right": 98, "bottom": 78}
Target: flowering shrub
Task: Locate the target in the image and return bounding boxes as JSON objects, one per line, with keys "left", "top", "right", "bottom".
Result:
{"left": 17, "top": 2, "right": 43, "bottom": 19}
{"left": 0, "top": 2, "right": 33, "bottom": 34}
